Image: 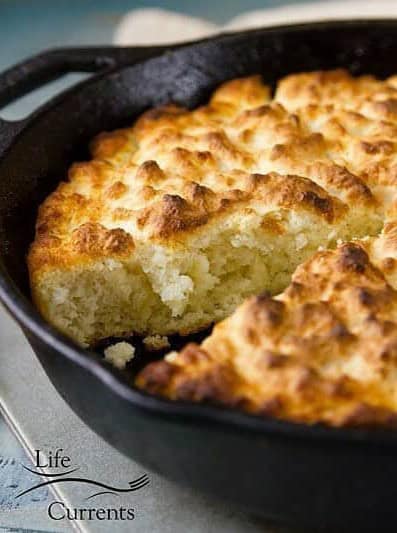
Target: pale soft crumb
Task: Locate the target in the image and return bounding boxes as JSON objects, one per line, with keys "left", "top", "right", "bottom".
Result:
{"left": 104, "top": 342, "right": 135, "bottom": 369}
{"left": 33, "top": 208, "right": 381, "bottom": 346}
{"left": 143, "top": 334, "right": 170, "bottom": 351}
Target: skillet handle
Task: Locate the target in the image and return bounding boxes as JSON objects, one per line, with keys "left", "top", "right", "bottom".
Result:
{"left": 0, "top": 46, "right": 168, "bottom": 110}
{"left": 0, "top": 45, "right": 167, "bottom": 153}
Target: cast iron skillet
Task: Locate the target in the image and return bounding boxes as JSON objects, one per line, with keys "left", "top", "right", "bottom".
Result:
{"left": 1, "top": 21, "right": 397, "bottom": 532}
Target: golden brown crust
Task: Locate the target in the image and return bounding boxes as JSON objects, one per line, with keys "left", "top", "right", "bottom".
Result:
{"left": 29, "top": 71, "right": 391, "bottom": 280}
{"left": 276, "top": 69, "right": 397, "bottom": 112}
{"left": 29, "top": 69, "right": 397, "bottom": 426}
{"left": 136, "top": 238, "right": 397, "bottom": 428}
{"left": 133, "top": 69, "right": 397, "bottom": 427}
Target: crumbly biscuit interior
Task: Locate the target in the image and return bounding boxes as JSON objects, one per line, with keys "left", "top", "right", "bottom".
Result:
{"left": 29, "top": 71, "right": 396, "bottom": 346}
{"left": 35, "top": 208, "right": 380, "bottom": 345}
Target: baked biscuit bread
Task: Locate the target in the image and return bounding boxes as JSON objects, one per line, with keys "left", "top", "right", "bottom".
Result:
{"left": 29, "top": 71, "right": 397, "bottom": 346}
{"left": 135, "top": 70, "right": 397, "bottom": 427}
{"left": 136, "top": 230, "right": 397, "bottom": 428}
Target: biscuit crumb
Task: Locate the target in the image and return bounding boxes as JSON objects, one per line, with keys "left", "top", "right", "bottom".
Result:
{"left": 104, "top": 342, "right": 135, "bottom": 369}
{"left": 143, "top": 335, "right": 170, "bottom": 351}
{"left": 28, "top": 71, "right": 389, "bottom": 346}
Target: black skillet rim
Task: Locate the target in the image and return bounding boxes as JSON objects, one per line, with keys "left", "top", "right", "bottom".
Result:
{"left": 2, "top": 19, "right": 397, "bottom": 446}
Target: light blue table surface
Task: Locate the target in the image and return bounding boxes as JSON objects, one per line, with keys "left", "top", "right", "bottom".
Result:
{"left": 0, "top": 0, "right": 317, "bottom": 530}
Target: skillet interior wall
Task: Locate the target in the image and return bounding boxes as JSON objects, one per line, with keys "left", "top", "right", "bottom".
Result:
{"left": 1, "top": 22, "right": 397, "bottom": 301}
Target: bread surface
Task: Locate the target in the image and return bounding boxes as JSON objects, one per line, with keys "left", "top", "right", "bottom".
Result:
{"left": 29, "top": 70, "right": 396, "bottom": 357}
{"left": 134, "top": 70, "right": 397, "bottom": 427}
{"left": 137, "top": 230, "right": 397, "bottom": 428}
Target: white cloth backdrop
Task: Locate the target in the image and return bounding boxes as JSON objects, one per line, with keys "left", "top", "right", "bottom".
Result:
{"left": 115, "top": 1, "right": 397, "bottom": 45}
